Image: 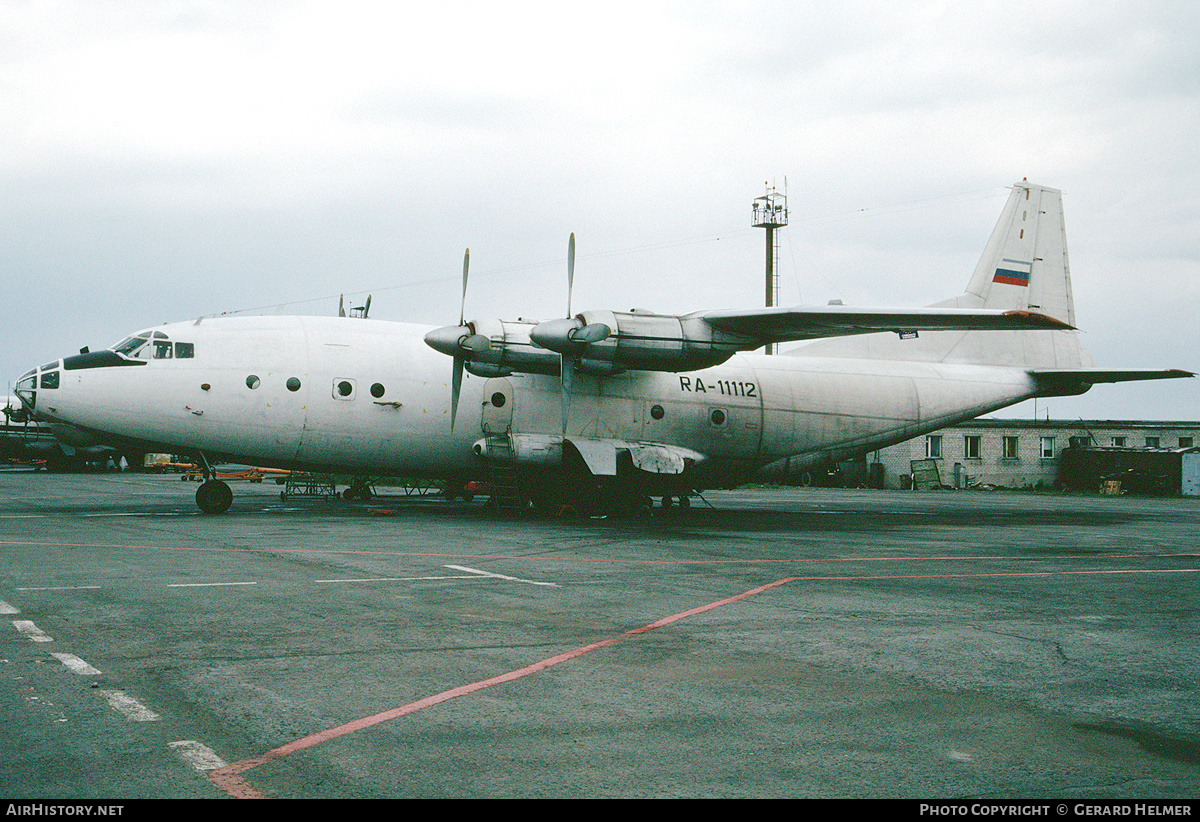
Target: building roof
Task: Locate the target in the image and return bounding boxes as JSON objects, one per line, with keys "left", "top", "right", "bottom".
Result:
{"left": 950, "top": 419, "right": 1200, "bottom": 430}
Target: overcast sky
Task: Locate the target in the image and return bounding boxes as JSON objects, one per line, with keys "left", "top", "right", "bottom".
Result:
{"left": 3, "top": 0, "right": 1197, "bottom": 420}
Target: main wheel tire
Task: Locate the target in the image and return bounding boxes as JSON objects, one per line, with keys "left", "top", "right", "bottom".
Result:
{"left": 196, "top": 480, "right": 233, "bottom": 514}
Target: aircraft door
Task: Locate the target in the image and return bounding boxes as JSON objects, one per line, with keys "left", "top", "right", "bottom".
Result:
{"left": 481, "top": 377, "right": 514, "bottom": 435}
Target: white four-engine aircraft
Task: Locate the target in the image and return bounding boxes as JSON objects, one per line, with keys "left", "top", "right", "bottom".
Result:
{"left": 13, "top": 182, "right": 1192, "bottom": 514}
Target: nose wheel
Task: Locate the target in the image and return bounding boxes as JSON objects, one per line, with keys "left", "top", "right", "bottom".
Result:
{"left": 196, "top": 479, "right": 233, "bottom": 514}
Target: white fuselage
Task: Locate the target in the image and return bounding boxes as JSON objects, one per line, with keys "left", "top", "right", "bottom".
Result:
{"left": 27, "top": 315, "right": 1042, "bottom": 487}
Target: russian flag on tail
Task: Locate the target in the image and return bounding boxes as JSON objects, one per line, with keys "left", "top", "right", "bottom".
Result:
{"left": 993, "top": 258, "right": 1032, "bottom": 286}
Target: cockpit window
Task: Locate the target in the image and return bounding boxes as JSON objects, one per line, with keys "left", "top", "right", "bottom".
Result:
{"left": 152, "top": 340, "right": 172, "bottom": 359}
{"left": 39, "top": 371, "right": 59, "bottom": 389}
{"left": 112, "top": 335, "right": 150, "bottom": 357}
{"left": 175, "top": 342, "right": 194, "bottom": 359}
{"left": 14, "top": 374, "right": 35, "bottom": 409}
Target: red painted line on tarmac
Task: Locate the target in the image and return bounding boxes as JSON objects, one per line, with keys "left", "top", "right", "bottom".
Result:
{"left": 790, "top": 568, "right": 1200, "bottom": 581}
{"left": 1, "top": 540, "right": 1197, "bottom": 566}
{"left": 206, "top": 576, "right": 798, "bottom": 799}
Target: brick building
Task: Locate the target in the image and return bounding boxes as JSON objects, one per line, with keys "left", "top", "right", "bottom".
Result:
{"left": 871, "top": 419, "right": 1200, "bottom": 490}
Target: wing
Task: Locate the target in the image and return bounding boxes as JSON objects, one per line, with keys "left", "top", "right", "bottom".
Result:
{"left": 697, "top": 305, "right": 1075, "bottom": 343}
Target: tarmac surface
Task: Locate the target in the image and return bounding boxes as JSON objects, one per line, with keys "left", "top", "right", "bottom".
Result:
{"left": 1, "top": 470, "right": 1198, "bottom": 799}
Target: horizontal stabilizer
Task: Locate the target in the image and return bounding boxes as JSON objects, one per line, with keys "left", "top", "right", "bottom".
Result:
{"left": 1031, "top": 368, "right": 1195, "bottom": 391}
{"left": 700, "top": 305, "right": 1073, "bottom": 344}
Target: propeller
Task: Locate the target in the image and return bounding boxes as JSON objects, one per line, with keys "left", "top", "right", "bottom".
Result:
{"left": 560, "top": 235, "right": 575, "bottom": 433}
{"left": 421, "top": 249, "right": 490, "bottom": 429}
{"left": 338, "top": 295, "right": 346, "bottom": 317}
{"left": 560, "top": 235, "right": 590, "bottom": 433}
{"left": 445, "top": 249, "right": 490, "bottom": 430}
{"left": 451, "top": 249, "right": 470, "bottom": 430}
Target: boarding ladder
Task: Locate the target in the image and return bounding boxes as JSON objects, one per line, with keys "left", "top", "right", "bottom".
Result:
{"left": 483, "top": 433, "right": 524, "bottom": 513}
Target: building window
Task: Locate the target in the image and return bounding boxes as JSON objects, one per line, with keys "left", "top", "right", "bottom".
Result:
{"left": 1112, "top": 436, "right": 1127, "bottom": 447}
{"left": 1040, "top": 436, "right": 1056, "bottom": 459}
{"left": 926, "top": 435, "right": 942, "bottom": 459}
{"left": 1002, "top": 436, "right": 1019, "bottom": 460}
{"left": 1181, "top": 437, "right": 1194, "bottom": 448}
{"left": 964, "top": 435, "right": 981, "bottom": 459}
{"left": 1146, "top": 437, "right": 1160, "bottom": 448}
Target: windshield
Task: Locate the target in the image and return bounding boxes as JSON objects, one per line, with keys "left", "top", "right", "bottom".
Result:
{"left": 111, "top": 335, "right": 150, "bottom": 358}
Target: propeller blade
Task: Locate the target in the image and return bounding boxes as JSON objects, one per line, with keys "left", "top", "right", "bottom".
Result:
{"left": 460, "top": 248, "right": 470, "bottom": 325}
{"left": 363, "top": 295, "right": 371, "bottom": 319}
{"left": 449, "top": 249, "right": 472, "bottom": 430}
{"left": 560, "top": 355, "right": 574, "bottom": 434}
{"left": 339, "top": 294, "right": 346, "bottom": 318}
{"left": 451, "top": 355, "right": 464, "bottom": 431}
{"left": 566, "top": 233, "right": 575, "bottom": 319}
{"left": 560, "top": 233, "right": 578, "bottom": 433}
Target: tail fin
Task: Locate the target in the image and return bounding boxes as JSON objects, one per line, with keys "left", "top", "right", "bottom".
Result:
{"left": 952, "top": 181, "right": 1075, "bottom": 326}
{"left": 795, "top": 181, "right": 1091, "bottom": 368}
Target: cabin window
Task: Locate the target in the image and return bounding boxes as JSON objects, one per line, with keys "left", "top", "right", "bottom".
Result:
{"left": 1111, "top": 436, "right": 1126, "bottom": 447}
{"left": 286, "top": 378, "right": 302, "bottom": 392}
{"left": 1180, "top": 437, "right": 1194, "bottom": 448}
{"left": 39, "top": 371, "right": 59, "bottom": 389}
{"left": 333, "top": 379, "right": 355, "bottom": 400}
{"left": 1146, "top": 436, "right": 1160, "bottom": 448}
{"left": 175, "top": 342, "right": 194, "bottom": 358}
{"left": 370, "top": 383, "right": 385, "bottom": 398}
{"left": 246, "top": 375, "right": 261, "bottom": 389}
{"left": 650, "top": 404, "right": 665, "bottom": 420}
{"left": 710, "top": 409, "right": 726, "bottom": 426}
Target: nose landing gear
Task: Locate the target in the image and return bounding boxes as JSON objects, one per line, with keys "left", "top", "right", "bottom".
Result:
{"left": 192, "top": 451, "right": 233, "bottom": 514}
{"left": 196, "top": 479, "right": 233, "bottom": 514}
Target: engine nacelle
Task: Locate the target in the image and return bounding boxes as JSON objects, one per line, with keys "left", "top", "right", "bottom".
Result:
{"left": 425, "top": 318, "right": 562, "bottom": 377}
{"left": 529, "top": 309, "right": 756, "bottom": 373}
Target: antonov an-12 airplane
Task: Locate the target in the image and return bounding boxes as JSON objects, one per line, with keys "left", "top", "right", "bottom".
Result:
{"left": 13, "top": 182, "right": 1192, "bottom": 514}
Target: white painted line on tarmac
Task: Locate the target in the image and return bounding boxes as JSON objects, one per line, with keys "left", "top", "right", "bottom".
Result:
{"left": 444, "top": 565, "right": 559, "bottom": 587}
{"left": 100, "top": 689, "right": 160, "bottom": 721}
{"left": 169, "top": 740, "right": 228, "bottom": 771}
{"left": 0, "top": 600, "right": 17, "bottom": 614}
{"left": 51, "top": 652, "right": 101, "bottom": 675}
{"left": 165, "top": 581, "right": 257, "bottom": 588}
{"left": 316, "top": 573, "right": 488, "bottom": 583}
{"left": 13, "top": 620, "right": 52, "bottom": 642}
{"left": 17, "top": 586, "right": 102, "bottom": 591}
{"left": 316, "top": 566, "right": 559, "bottom": 587}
